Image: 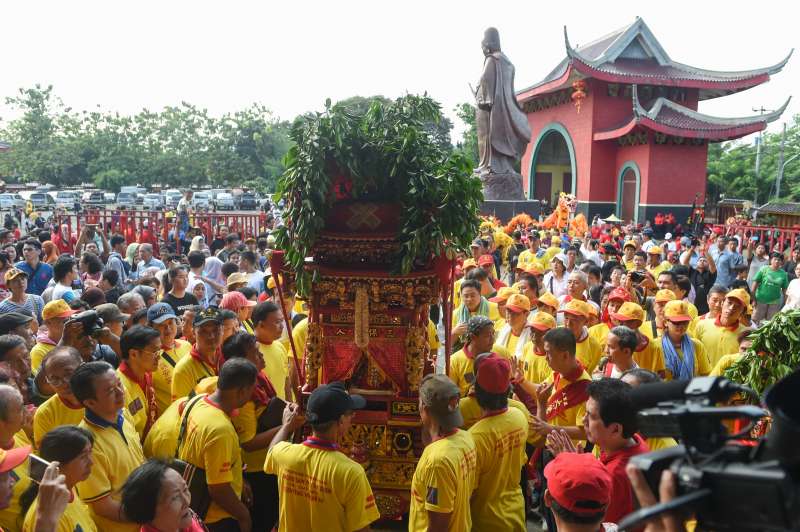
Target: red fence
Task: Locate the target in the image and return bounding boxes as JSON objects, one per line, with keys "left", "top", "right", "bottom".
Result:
{"left": 711, "top": 223, "right": 800, "bottom": 252}
{"left": 54, "top": 209, "right": 268, "bottom": 257}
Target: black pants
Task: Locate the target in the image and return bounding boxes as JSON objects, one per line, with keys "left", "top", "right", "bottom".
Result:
{"left": 539, "top": 449, "right": 558, "bottom": 532}
{"left": 244, "top": 471, "right": 279, "bottom": 531}
{"left": 206, "top": 518, "right": 240, "bottom": 532}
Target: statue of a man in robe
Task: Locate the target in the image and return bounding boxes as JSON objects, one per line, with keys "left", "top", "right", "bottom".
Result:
{"left": 474, "top": 27, "right": 531, "bottom": 200}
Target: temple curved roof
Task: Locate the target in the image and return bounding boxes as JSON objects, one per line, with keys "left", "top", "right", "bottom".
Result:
{"left": 517, "top": 17, "right": 792, "bottom": 102}
{"left": 593, "top": 85, "right": 790, "bottom": 142}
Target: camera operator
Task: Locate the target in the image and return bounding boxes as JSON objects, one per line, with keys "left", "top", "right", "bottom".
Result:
{"left": 59, "top": 312, "right": 119, "bottom": 368}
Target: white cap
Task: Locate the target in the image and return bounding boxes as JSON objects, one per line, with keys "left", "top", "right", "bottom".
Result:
{"left": 665, "top": 232, "right": 673, "bottom": 240}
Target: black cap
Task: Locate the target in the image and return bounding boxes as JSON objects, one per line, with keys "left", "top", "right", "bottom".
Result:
{"left": 306, "top": 382, "right": 366, "bottom": 424}
{"left": 193, "top": 307, "right": 221, "bottom": 327}
{"left": 0, "top": 312, "right": 34, "bottom": 334}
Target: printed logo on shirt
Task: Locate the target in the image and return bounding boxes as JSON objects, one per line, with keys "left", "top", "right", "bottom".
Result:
{"left": 129, "top": 397, "right": 144, "bottom": 415}
{"left": 220, "top": 461, "right": 232, "bottom": 473}
{"left": 365, "top": 494, "right": 376, "bottom": 510}
{"left": 426, "top": 487, "right": 439, "bottom": 505}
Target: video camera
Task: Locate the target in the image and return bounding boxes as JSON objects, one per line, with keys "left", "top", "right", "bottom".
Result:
{"left": 619, "top": 373, "right": 800, "bottom": 531}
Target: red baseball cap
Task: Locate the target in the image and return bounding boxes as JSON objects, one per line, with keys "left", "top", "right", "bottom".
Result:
{"left": 608, "top": 287, "right": 631, "bottom": 303}
{"left": 475, "top": 354, "right": 511, "bottom": 394}
{"left": 0, "top": 445, "right": 31, "bottom": 474}
{"left": 477, "top": 255, "right": 494, "bottom": 267}
{"left": 544, "top": 452, "right": 612, "bottom": 516}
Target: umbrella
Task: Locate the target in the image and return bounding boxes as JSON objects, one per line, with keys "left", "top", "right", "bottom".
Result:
{"left": 603, "top": 214, "right": 622, "bottom": 223}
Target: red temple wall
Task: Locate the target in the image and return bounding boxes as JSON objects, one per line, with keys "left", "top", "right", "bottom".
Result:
{"left": 642, "top": 141, "right": 708, "bottom": 205}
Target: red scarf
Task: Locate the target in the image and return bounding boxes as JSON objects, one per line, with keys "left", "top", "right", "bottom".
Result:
{"left": 190, "top": 345, "right": 218, "bottom": 378}
{"left": 118, "top": 361, "right": 158, "bottom": 438}
{"left": 464, "top": 344, "right": 475, "bottom": 360}
{"left": 546, "top": 362, "right": 590, "bottom": 421}
{"left": 715, "top": 317, "right": 739, "bottom": 332}
{"left": 252, "top": 372, "right": 277, "bottom": 407}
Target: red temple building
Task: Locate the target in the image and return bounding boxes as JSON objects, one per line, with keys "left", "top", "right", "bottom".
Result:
{"left": 516, "top": 17, "right": 792, "bottom": 223}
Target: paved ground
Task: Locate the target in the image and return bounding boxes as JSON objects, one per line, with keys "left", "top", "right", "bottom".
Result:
{"left": 374, "top": 516, "right": 545, "bottom": 531}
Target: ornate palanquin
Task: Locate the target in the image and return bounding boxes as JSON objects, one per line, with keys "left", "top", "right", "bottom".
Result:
{"left": 301, "top": 200, "right": 443, "bottom": 518}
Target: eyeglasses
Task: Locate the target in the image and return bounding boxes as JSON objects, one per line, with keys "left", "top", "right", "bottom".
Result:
{"left": 45, "top": 372, "right": 75, "bottom": 387}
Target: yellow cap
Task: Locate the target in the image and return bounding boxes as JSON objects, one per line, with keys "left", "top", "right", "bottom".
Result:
{"left": 611, "top": 302, "right": 644, "bottom": 323}
{"left": 647, "top": 246, "right": 663, "bottom": 255}
{"left": 529, "top": 312, "right": 556, "bottom": 331}
{"left": 654, "top": 289, "right": 677, "bottom": 303}
{"left": 226, "top": 272, "right": 249, "bottom": 288}
{"left": 505, "top": 293, "right": 531, "bottom": 313}
{"left": 551, "top": 236, "right": 561, "bottom": 245}
{"left": 726, "top": 288, "right": 751, "bottom": 308}
{"left": 664, "top": 300, "right": 692, "bottom": 322}
{"left": 42, "top": 299, "right": 77, "bottom": 321}
{"left": 623, "top": 240, "right": 637, "bottom": 249}
{"left": 538, "top": 292, "right": 559, "bottom": 310}
{"left": 559, "top": 299, "right": 590, "bottom": 318}
{"left": 523, "top": 264, "right": 544, "bottom": 276}
{"left": 488, "top": 286, "right": 515, "bottom": 303}
{"left": 462, "top": 258, "right": 478, "bottom": 270}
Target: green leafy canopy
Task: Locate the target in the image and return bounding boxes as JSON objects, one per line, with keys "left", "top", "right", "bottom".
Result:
{"left": 274, "top": 95, "right": 483, "bottom": 296}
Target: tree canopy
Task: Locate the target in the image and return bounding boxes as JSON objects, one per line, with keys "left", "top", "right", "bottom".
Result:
{"left": 707, "top": 114, "right": 800, "bottom": 205}
{"left": 0, "top": 85, "right": 291, "bottom": 192}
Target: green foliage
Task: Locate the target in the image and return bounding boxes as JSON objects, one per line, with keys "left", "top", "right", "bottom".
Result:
{"left": 275, "top": 95, "right": 483, "bottom": 296}
{"left": 724, "top": 310, "right": 800, "bottom": 395}
{"left": 454, "top": 102, "right": 479, "bottom": 168}
{"left": 707, "top": 114, "right": 800, "bottom": 204}
{"left": 0, "top": 85, "right": 291, "bottom": 191}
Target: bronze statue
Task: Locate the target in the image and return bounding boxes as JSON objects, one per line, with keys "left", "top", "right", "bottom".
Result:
{"left": 474, "top": 27, "right": 531, "bottom": 200}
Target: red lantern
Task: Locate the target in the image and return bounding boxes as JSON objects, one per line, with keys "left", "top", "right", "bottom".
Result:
{"left": 571, "top": 80, "right": 587, "bottom": 113}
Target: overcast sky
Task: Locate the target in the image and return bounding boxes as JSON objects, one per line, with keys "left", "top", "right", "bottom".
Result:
{"left": 1, "top": 0, "right": 796, "bottom": 143}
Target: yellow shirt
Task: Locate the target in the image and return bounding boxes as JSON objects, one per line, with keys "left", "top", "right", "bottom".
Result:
{"left": 153, "top": 339, "right": 191, "bottom": 414}
{"left": 260, "top": 340, "right": 289, "bottom": 400}
{"left": 640, "top": 320, "right": 664, "bottom": 341}
{"left": 662, "top": 337, "right": 712, "bottom": 380}
{"left": 633, "top": 337, "right": 666, "bottom": 374}
{"left": 22, "top": 489, "right": 97, "bottom": 532}
{"left": 588, "top": 322, "right": 610, "bottom": 351}
{"left": 232, "top": 400, "right": 268, "bottom": 474}
{"left": 469, "top": 408, "right": 528, "bottom": 532}
{"left": 171, "top": 351, "right": 216, "bottom": 401}
{"left": 695, "top": 320, "right": 746, "bottom": 367}
{"left": 143, "top": 397, "right": 185, "bottom": 459}
{"left": 575, "top": 332, "right": 602, "bottom": 373}
{"left": 30, "top": 342, "right": 56, "bottom": 373}
{"left": 117, "top": 369, "right": 153, "bottom": 439}
{"left": 448, "top": 344, "right": 511, "bottom": 397}
{"left": 177, "top": 396, "right": 242, "bottom": 525}
{"left": 32, "top": 393, "right": 84, "bottom": 448}
{"left": 519, "top": 345, "right": 552, "bottom": 385}
{"left": 264, "top": 440, "right": 380, "bottom": 532}
{"left": 427, "top": 319, "right": 440, "bottom": 351}
{"left": 647, "top": 261, "right": 671, "bottom": 278}
{"left": 0, "top": 431, "right": 32, "bottom": 532}
{"left": 517, "top": 249, "right": 544, "bottom": 272}
{"left": 76, "top": 410, "right": 144, "bottom": 532}
{"left": 287, "top": 317, "right": 309, "bottom": 359}
{"left": 459, "top": 396, "right": 536, "bottom": 445}
{"left": 710, "top": 353, "right": 742, "bottom": 377}
{"left": 646, "top": 437, "right": 679, "bottom": 451}
{"left": 545, "top": 369, "right": 591, "bottom": 445}
{"left": 409, "top": 429, "right": 477, "bottom": 532}
{"left": 623, "top": 258, "right": 636, "bottom": 271}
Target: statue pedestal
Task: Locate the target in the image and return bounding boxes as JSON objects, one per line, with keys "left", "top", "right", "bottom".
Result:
{"left": 481, "top": 199, "right": 541, "bottom": 221}
{"left": 478, "top": 171, "right": 525, "bottom": 201}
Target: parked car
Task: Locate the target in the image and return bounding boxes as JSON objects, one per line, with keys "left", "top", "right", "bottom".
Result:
{"left": 30, "top": 192, "right": 56, "bottom": 210}
{"left": 238, "top": 192, "right": 258, "bottom": 210}
{"left": 0, "top": 193, "right": 25, "bottom": 210}
{"left": 164, "top": 189, "right": 182, "bottom": 209}
{"left": 55, "top": 191, "right": 80, "bottom": 209}
{"left": 191, "top": 192, "right": 211, "bottom": 210}
{"left": 116, "top": 192, "right": 137, "bottom": 209}
{"left": 214, "top": 193, "right": 235, "bottom": 210}
{"left": 103, "top": 192, "right": 116, "bottom": 203}
{"left": 143, "top": 193, "right": 164, "bottom": 210}
{"left": 83, "top": 191, "right": 107, "bottom": 206}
